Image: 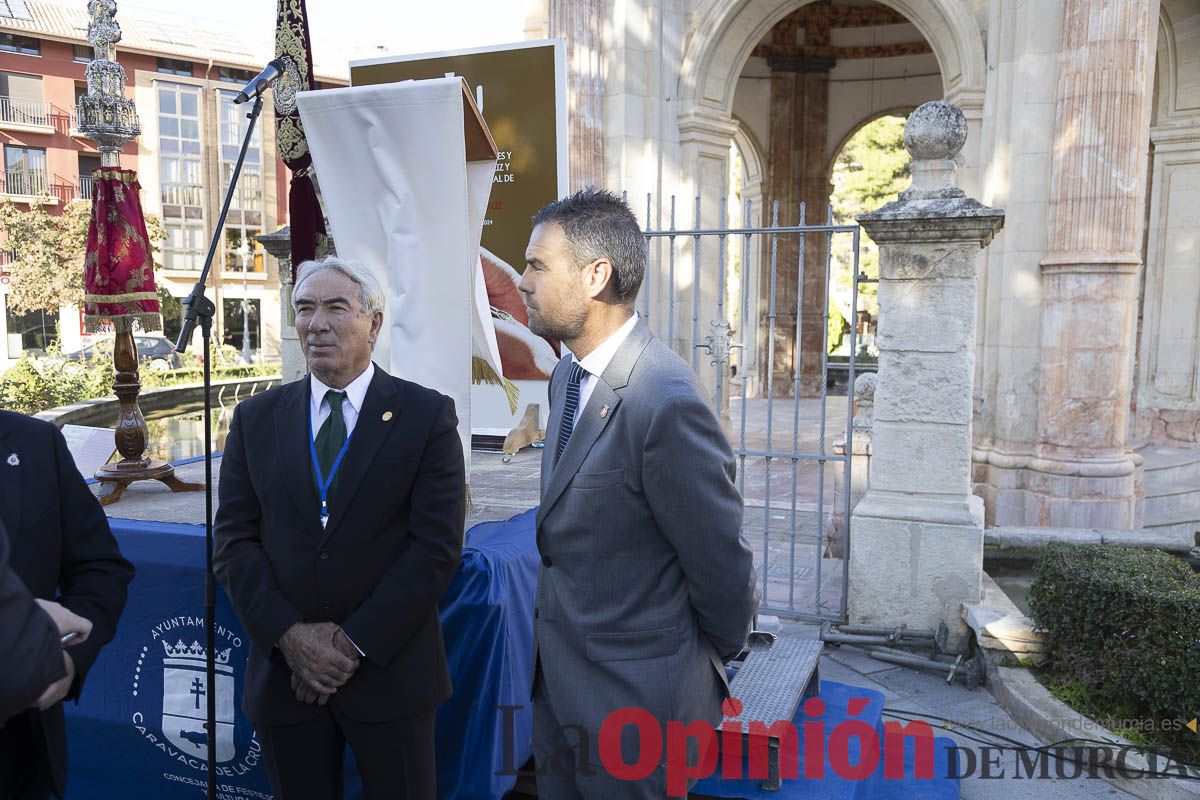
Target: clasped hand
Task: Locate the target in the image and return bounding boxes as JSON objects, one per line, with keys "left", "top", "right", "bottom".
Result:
{"left": 31, "top": 599, "right": 91, "bottom": 712}
{"left": 279, "top": 622, "right": 360, "bottom": 705}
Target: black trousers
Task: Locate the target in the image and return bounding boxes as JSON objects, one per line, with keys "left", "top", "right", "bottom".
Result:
{"left": 0, "top": 712, "right": 53, "bottom": 800}
{"left": 255, "top": 704, "right": 436, "bottom": 800}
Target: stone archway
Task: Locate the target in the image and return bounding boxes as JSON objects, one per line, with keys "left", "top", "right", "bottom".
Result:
{"left": 676, "top": 0, "right": 987, "bottom": 202}
{"left": 1135, "top": 0, "right": 1200, "bottom": 447}
{"left": 675, "top": 0, "right": 983, "bottom": 396}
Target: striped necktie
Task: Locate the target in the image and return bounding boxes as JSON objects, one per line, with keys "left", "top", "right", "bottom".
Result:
{"left": 556, "top": 362, "right": 587, "bottom": 464}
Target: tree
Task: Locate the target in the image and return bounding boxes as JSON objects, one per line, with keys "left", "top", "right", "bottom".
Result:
{"left": 831, "top": 114, "right": 911, "bottom": 221}
{"left": 0, "top": 194, "right": 166, "bottom": 316}
{"left": 828, "top": 114, "right": 911, "bottom": 341}
{"left": 0, "top": 196, "right": 91, "bottom": 313}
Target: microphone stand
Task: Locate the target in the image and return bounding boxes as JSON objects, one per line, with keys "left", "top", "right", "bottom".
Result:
{"left": 175, "top": 94, "right": 264, "bottom": 800}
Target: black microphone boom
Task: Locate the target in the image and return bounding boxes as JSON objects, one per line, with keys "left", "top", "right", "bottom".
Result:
{"left": 234, "top": 58, "right": 285, "bottom": 104}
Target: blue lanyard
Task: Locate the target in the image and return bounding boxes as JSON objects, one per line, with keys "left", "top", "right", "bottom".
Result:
{"left": 308, "top": 401, "right": 354, "bottom": 528}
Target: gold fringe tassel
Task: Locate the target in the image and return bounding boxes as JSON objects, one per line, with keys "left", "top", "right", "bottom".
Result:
{"left": 83, "top": 291, "right": 159, "bottom": 304}
{"left": 83, "top": 312, "right": 163, "bottom": 334}
{"left": 471, "top": 356, "right": 519, "bottom": 414}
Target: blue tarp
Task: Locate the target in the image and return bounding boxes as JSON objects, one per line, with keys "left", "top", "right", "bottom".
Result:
{"left": 693, "top": 681, "right": 960, "bottom": 800}
{"left": 64, "top": 509, "right": 541, "bottom": 800}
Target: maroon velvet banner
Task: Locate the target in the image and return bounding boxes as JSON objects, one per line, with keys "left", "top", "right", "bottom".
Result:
{"left": 275, "top": 0, "right": 326, "bottom": 279}
{"left": 82, "top": 167, "right": 161, "bottom": 333}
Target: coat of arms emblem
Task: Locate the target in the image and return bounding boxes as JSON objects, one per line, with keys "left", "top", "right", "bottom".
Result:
{"left": 161, "top": 640, "right": 236, "bottom": 763}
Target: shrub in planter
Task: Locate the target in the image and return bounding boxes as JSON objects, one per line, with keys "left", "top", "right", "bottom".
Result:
{"left": 1029, "top": 543, "right": 1200, "bottom": 754}
{"left": 0, "top": 348, "right": 114, "bottom": 414}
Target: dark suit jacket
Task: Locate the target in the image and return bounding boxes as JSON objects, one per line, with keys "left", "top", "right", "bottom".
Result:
{"left": 214, "top": 365, "right": 466, "bottom": 727}
{"left": 0, "top": 519, "right": 64, "bottom": 722}
{"left": 0, "top": 410, "right": 135, "bottom": 797}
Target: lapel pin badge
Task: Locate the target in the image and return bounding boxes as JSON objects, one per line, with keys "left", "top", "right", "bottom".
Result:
{"left": 382, "top": 411, "right": 393, "bottom": 422}
{"left": 6, "top": 453, "right": 18, "bottom": 467}
{"left": 599, "top": 405, "right": 609, "bottom": 418}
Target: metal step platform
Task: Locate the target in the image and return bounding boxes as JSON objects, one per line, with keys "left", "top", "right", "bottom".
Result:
{"left": 724, "top": 636, "right": 824, "bottom": 791}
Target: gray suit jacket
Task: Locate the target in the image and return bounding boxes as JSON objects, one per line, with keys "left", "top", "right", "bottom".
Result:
{"left": 533, "top": 318, "right": 757, "bottom": 739}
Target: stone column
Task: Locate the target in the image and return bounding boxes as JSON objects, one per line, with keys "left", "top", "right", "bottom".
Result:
{"left": 849, "top": 102, "right": 1004, "bottom": 649}
{"left": 831, "top": 372, "right": 875, "bottom": 559}
{"left": 1030, "top": 0, "right": 1156, "bottom": 528}
{"left": 764, "top": 50, "right": 833, "bottom": 398}
{"left": 256, "top": 227, "right": 304, "bottom": 383}
{"left": 677, "top": 109, "right": 738, "bottom": 412}
{"left": 549, "top": 0, "right": 605, "bottom": 190}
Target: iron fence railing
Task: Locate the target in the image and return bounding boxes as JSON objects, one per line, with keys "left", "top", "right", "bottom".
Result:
{"left": 637, "top": 192, "right": 863, "bottom": 622}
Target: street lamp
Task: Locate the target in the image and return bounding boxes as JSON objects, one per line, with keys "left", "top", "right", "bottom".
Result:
{"left": 237, "top": 238, "right": 251, "bottom": 364}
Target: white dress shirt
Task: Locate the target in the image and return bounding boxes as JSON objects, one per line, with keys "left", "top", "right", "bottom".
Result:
{"left": 571, "top": 312, "right": 639, "bottom": 427}
{"left": 306, "top": 362, "right": 374, "bottom": 658}
{"left": 309, "top": 362, "right": 375, "bottom": 441}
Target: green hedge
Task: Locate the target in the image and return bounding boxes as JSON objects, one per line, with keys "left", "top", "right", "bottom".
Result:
{"left": 1029, "top": 543, "right": 1200, "bottom": 752}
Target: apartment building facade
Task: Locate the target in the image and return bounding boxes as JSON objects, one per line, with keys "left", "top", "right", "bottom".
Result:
{"left": 0, "top": 0, "right": 347, "bottom": 370}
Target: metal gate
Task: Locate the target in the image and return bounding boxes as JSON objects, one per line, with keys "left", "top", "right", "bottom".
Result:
{"left": 634, "top": 194, "right": 864, "bottom": 622}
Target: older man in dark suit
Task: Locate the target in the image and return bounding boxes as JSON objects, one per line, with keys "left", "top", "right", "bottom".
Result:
{"left": 518, "top": 189, "right": 758, "bottom": 798}
{"left": 215, "top": 255, "right": 466, "bottom": 799}
{"left": 0, "top": 410, "right": 134, "bottom": 800}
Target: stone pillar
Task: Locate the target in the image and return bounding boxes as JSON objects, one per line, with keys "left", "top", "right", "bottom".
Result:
{"left": 849, "top": 102, "right": 1004, "bottom": 649}
{"left": 831, "top": 372, "right": 875, "bottom": 559}
{"left": 549, "top": 0, "right": 605, "bottom": 190}
{"left": 765, "top": 64, "right": 799, "bottom": 397}
{"left": 677, "top": 109, "right": 738, "bottom": 411}
{"left": 257, "top": 226, "right": 303, "bottom": 383}
{"left": 764, "top": 49, "right": 832, "bottom": 398}
{"left": 1029, "top": 0, "right": 1156, "bottom": 528}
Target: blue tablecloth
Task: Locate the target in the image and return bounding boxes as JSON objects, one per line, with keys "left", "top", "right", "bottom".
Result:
{"left": 64, "top": 509, "right": 540, "bottom": 800}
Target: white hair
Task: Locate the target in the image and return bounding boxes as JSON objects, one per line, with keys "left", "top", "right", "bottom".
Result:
{"left": 292, "top": 256, "right": 386, "bottom": 316}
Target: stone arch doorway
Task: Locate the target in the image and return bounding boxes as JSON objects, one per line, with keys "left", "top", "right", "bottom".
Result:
{"left": 1135, "top": 0, "right": 1200, "bottom": 450}
{"left": 678, "top": 0, "right": 986, "bottom": 128}
{"left": 680, "top": 0, "right": 977, "bottom": 396}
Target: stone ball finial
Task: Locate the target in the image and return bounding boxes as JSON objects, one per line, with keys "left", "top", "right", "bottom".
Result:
{"left": 853, "top": 372, "right": 877, "bottom": 401}
{"left": 904, "top": 101, "right": 967, "bottom": 161}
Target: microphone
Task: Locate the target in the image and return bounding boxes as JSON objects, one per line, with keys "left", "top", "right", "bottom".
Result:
{"left": 233, "top": 58, "right": 285, "bottom": 104}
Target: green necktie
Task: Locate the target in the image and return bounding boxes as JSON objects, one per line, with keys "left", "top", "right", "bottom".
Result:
{"left": 315, "top": 390, "right": 347, "bottom": 479}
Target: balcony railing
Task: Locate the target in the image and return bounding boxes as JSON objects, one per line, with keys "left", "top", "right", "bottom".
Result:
{"left": 77, "top": 173, "right": 94, "bottom": 200}
{"left": 0, "top": 96, "right": 53, "bottom": 128}
{"left": 0, "top": 169, "right": 49, "bottom": 197}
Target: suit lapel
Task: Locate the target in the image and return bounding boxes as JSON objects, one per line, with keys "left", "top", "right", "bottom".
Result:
{"left": 537, "top": 381, "right": 621, "bottom": 527}
{"left": 540, "top": 357, "right": 570, "bottom": 498}
{"left": 536, "top": 320, "right": 653, "bottom": 528}
{"left": 320, "top": 366, "right": 402, "bottom": 545}
{"left": 0, "top": 424, "right": 19, "bottom": 536}
{"left": 273, "top": 379, "right": 322, "bottom": 538}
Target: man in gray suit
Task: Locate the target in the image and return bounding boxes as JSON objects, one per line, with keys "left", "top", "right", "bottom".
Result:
{"left": 518, "top": 188, "right": 758, "bottom": 798}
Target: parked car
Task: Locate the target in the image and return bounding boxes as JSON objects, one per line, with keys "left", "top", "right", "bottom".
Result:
{"left": 66, "top": 334, "right": 184, "bottom": 370}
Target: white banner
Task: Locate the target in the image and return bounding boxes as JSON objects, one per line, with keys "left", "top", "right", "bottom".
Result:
{"left": 298, "top": 77, "right": 498, "bottom": 468}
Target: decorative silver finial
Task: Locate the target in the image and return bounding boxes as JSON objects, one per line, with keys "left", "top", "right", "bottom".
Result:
{"left": 78, "top": 0, "right": 140, "bottom": 167}
{"left": 898, "top": 101, "right": 967, "bottom": 201}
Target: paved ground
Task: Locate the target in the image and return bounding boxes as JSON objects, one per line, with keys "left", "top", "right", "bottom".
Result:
{"left": 96, "top": 429, "right": 1138, "bottom": 799}
{"left": 776, "top": 619, "right": 1136, "bottom": 799}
